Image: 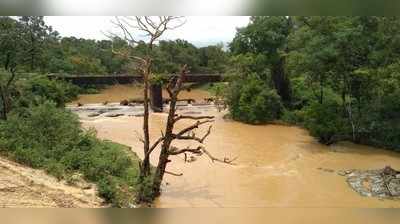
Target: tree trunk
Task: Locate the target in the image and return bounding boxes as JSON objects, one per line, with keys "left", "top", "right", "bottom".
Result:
{"left": 0, "top": 86, "right": 8, "bottom": 120}
{"left": 152, "top": 95, "right": 178, "bottom": 195}
{"left": 271, "top": 57, "right": 291, "bottom": 104}
{"left": 152, "top": 144, "right": 170, "bottom": 196}
{"left": 140, "top": 60, "right": 151, "bottom": 178}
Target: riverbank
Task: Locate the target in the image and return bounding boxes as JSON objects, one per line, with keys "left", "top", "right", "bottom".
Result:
{"left": 0, "top": 156, "right": 103, "bottom": 207}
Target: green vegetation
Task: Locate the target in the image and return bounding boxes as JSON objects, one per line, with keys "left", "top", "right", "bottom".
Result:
{"left": 0, "top": 17, "right": 228, "bottom": 76}
{"left": 0, "top": 100, "right": 140, "bottom": 207}
{"left": 227, "top": 75, "right": 282, "bottom": 124}
{"left": 0, "top": 71, "right": 141, "bottom": 206}
{"left": 20, "top": 76, "right": 80, "bottom": 107}
{"left": 225, "top": 16, "right": 400, "bottom": 151}
{"left": 1, "top": 15, "right": 400, "bottom": 207}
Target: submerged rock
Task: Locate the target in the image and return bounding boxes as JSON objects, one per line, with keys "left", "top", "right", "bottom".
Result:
{"left": 105, "top": 113, "right": 124, "bottom": 117}
{"left": 120, "top": 99, "right": 129, "bottom": 106}
{"left": 88, "top": 112, "right": 100, "bottom": 117}
{"left": 318, "top": 167, "right": 335, "bottom": 173}
{"left": 183, "top": 111, "right": 202, "bottom": 115}
{"left": 339, "top": 166, "right": 400, "bottom": 199}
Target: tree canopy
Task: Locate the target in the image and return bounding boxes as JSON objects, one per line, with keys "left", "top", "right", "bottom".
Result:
{"left": 0, "top": 16, "right": 229, "bottom": 75}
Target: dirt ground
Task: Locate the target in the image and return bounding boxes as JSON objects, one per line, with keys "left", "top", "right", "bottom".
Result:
{"left": 0, "top": 156, "right": 103, "bottom": 208}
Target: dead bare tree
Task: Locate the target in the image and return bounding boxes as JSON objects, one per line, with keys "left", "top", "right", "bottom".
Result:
{"left": 150, "top": 65, "right": 237, "bottom": 196}
{"left": 109, "top": 16, "right": 186, "bottom": 178}
{"left": 109, "top": 17, "right": 236, "bottom": 203}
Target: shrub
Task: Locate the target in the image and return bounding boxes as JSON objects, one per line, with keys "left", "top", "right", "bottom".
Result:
{"left": 227, "top": 74, "right": 283, "bottom": 124}
{"left": 97, "top": 177, "right": 118, "bottom": 203}
{"left": 281, "top": 109, "right": 306, "bottom": 125}
{"left": 303, "top": 99, "right": 347, "bottom": 145}
{"left": 0, "top": 101, "right": 140, "bottom": 207}
{"left": 0, "top": 101, "right": 81, "bottom": 161}
{"left": 16, "top": 76, "right": 79, "bottom": 108}
{"left": 136, "top": 175, "right": 156, "bottom": 203}
{"left": 209, "top": 82, "right": 227, "bottom": 99}
{"left": 45, "top": 160, "right": 66, "bottom": 180}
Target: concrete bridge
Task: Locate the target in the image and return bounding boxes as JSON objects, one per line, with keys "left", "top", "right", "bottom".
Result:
{"left": 48, "top": 73, "right": 223, "bottom": 112}
{"left": 47, "top": 74, "right": 222, "bottom": 86}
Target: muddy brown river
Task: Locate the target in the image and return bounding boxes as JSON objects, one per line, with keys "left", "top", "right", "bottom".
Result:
{"left": 76, "top": 85, "right": 400, "bottom": 208}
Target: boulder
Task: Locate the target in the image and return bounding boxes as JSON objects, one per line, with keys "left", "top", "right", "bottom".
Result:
{"left": 341, "top": 167, "right": 400, "bottom": 199}
{"left": 388, "top": 178, "right": 400, "bottom": 196}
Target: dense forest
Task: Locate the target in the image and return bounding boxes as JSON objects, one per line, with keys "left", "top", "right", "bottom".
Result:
{"left": 226, "top": 16, "right": 400, "bottom": 150}
{"left": 0, "top": 16, "right": 400, "bottom": 207}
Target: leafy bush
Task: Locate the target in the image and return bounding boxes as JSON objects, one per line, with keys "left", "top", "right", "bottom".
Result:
{"left": 209, "top": 82, "right": 227, "bottom": 99}
{"left": 303, "top": 99, "right": 347, "bottom": 145}
{"left": 281, "top": 109, "right": 306, "bottom": 125}
{"left": 227, "top": 74, "right": 283, "bottom": 124}
{"left": 0, "top": 101, "right": 81, "bottom": 163}
{"left": 0, "top": 101, "right": 140, "bottom": 207}
{"left": 18, "top": 76, "right": 79, "bottom": 107}
{"left": 135, "top": 175, "right": 155, "bottom": 203}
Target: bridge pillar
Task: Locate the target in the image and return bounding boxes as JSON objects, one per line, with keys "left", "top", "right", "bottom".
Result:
{"left": 150, "top": 84, "right": 163, "bottom": 112}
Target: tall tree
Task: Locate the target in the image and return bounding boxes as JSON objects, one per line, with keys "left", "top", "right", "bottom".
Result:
{"left": 110, "top": 16, "right": 187, "bottom": 180}
{"left": 19, "top": 16, "right": 55, "bottom": 72}
{"left": 0, "top": 17, "right": 26, "bottom": 120}
{"left": 230, "top": 16, "right": 293, "bottom": 104}
{"left": 110, "top": 16, "right": 235, "bottom": 202}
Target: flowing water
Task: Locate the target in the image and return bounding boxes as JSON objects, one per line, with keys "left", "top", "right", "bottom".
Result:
{"left": 76, "top": 84, "right": 400, "bottom": 208}
{"left": 71, "top": 84, "right": 211, "bottom": 105}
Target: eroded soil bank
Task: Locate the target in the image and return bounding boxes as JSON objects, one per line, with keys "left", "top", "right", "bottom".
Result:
{"left": 79, "top": 103, "right": 400, "bottom": 208}
{"left": 0, "top": 157, "right": 103, "bottom": 207}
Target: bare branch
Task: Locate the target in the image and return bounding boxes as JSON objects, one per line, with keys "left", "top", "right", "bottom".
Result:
{"left": 165, "top": 171, "right": 183, "bottom": 176}
{"left": 174, "top": 115, "right": 215, "bottom": 122}
{"left": 112, "top": 17, "right": 139, "bottom": 46}
{"left": 172, "top": 125, "right": 213, "bottom": 144}
{"left": 168, "top": 146, "right": 203, "bottom": 156}
{"left": 201, "top": 148, "right": 238, "bottom": 165}
{"left": 175, "top": 119, "right": 214, "bottom": 137}
{"left": 168, "top": 146, "right": 237, "bottom": 165}
{"left": 134, "top": 130, "right": 145, "bottom": 144}
{"left": 146, "top": 136, "right": 165, "bottom": 157}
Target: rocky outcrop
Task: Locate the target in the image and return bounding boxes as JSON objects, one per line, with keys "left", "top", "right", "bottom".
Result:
{"left": 338, "top": 166, "right": 400, "bottom": 198}
{"left": 67, "top": 103, "right": 218, "bottom": 120}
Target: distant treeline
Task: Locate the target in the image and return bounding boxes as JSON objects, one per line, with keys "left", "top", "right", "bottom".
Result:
{"left": 0, "top": 16, "right": 229, "bottom": 75}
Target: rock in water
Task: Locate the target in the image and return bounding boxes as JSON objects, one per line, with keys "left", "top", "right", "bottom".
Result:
{"left": 388, "top": 178, "right": 400, "bottom": 196}
{"left": 120, "top": 99, "right": 129, "bottom": 106}
{"left": 105, "top": 113, "right": 124, "bottom": 117}
{"left": 88, "top": 112, "right": 100, "bottom": 117}
{"left": 383, "top": 166, "right": 398, "bottom": 176}
{"left": 340, "top": 167, "right": 400, "bottom": 199}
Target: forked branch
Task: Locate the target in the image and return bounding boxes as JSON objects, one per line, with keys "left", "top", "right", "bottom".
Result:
{"left": 165, "top": 170, "right": 183, "bottom": 176}
{"left": 175, "top": 119, "right": 214, "bottom": 137}
{"left": 168, "top": 146, "right": 237, "bottom": 165}
{"left": 174, "top": 115, "right": 215, "bottom": 122}
{"left": 172, "top": 125, "right": 213, "bottom": 144}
